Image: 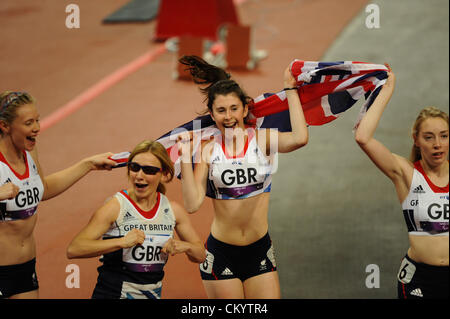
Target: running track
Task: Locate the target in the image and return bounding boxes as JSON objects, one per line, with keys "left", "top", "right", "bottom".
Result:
{"left": 0, "top": 0, "right": 367, "bottom": 298}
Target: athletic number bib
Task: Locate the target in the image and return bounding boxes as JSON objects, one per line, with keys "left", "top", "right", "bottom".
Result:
{"left": 122, "top": 235, "right": 170, "bottom": 272}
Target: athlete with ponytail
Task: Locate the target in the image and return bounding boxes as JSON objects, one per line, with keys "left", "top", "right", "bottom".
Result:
{"left": 177, "top": 56, "right": 308, "bottom": 299}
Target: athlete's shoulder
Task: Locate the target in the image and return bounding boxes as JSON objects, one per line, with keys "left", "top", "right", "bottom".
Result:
{"left": 102, "top": 194, "right": 121, "bottom": 212}
{"left": 167, "top": 199, "right": 182, "bottom": 211}
{"left": 167, "top": 200, "right": 187, "bottom": 218}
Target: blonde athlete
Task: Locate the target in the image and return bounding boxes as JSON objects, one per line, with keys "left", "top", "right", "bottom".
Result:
{"left": 0, "top": 91, "right": 116, "bottom": 299}
{"left": 354, "top": 66, "right": 449, "bottom": 299}
{"left": 67, "top": 140, "right": 205, "bottom": 299}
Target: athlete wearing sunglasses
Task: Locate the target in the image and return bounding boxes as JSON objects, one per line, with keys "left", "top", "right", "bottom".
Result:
{"left": 67, "top": 140, "right": 205, "bottom": 299}
{"left": 128, "top": 162, "right": 161, "bottom": 175}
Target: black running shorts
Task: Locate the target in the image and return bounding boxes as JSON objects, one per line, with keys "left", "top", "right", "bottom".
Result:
{"left": 397, "top": 254, "right": 449, "bottom": 299}
{"left": 200, "top": 232, "right": 277, "bottom": 282}
{"left": 0, "top": 258, "right": 39, "bottom": 298}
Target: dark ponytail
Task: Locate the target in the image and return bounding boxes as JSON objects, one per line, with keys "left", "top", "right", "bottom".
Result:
{"left": 179, "top": 55, "right": 230, "bottom": 90}
{"left": 179, "top": 55, "right": 252, "bottom": 114}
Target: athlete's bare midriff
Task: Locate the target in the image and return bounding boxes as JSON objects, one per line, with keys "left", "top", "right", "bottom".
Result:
{"left": 211, "top": 192, "right": 270, "bottom": 246}
{"left": 407, "top": 235, "right": 449, "bottom": 266}
{"left": 0, "top": 215, "right": 37, "bottom": 266}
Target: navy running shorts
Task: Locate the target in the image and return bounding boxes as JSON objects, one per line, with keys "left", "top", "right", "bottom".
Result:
{"left": 200, "top": 232, "right": 277, "bottom": 282}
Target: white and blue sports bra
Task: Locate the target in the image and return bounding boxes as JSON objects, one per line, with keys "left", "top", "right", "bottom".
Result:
{"left": 402, "top": 161, "right": 449, "bottom": 236}
{"left": 102, "top": 190, "right": 176, "bottom": 272}
{"left": 0, "top": 151, "right": 44, "bottom": 221}
{"left": 207, "top": 130, "right": 273, "bottom": 199}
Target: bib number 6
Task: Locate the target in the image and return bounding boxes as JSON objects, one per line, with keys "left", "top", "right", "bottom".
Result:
{"left": 397, "top": 258, "right": 416, "bottom": 284}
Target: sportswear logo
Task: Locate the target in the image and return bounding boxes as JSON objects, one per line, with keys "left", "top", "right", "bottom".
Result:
{"left": 410, "top": 288, "right": 423, "bottom": 297}
{"left": 124, "top": 211, "right": 134, "bottom": 221}
{"left": 413, "top": 185, "right": 425, "bottom": 194}
{"left": 221, "top": 267, "right": 233, "bottom": 276}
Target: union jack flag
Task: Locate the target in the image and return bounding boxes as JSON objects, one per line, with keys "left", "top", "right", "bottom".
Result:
{"left": 249, "top": 60, "right": 388, "bottom": 126}
{"left": 112, "top": 60, "right": 388, "bottom": 197}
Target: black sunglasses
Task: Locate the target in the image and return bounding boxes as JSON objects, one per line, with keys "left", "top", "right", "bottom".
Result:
{"left": 128, "top": 162, "right": 162, "bottom": 175}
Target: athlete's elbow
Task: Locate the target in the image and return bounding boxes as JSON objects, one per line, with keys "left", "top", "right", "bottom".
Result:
{"left": 183, "top": 197, "right": 203, "bottom": 213}
{"left": 188, "top": 254, "right": 205, "bottom": 264}
{"left": 66, "top": 242, "right": 82, "bottom": 259}
{"left": 291, "top": 135, "right": 308, "bottom": 151}
{"left": 188, "top": 247, "right": 206, "bottom": 263}
{"left": 185, "top": 205, "right": 200, "bottom": 214}
{"left": 298, "top": 135, "right": 309, "bottom": 148}
{"left": 66, "top": 245, "right": 77, "bottom": 259}
{"left": 197, "top": 247, "right": 207, "bottom": 263}
{"left": 354, "top": 131, "right": 370, "bottom": 146}
{"left": 298, "top": 130, "right": 309, "bottom": 147}
{"left": 183, "top": 200, "right": 199, "bottom": 213}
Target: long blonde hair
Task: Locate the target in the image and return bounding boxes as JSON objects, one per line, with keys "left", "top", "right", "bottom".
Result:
{"left": 127, "top": 140, "right": 174, "bottom": 194}
{"left": 410, "top": 106, "right": 449, "bottom": 162}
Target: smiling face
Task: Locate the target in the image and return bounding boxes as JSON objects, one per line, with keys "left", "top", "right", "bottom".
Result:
{"left": 128, "top": 152, "right": 163, "bottom": 200}
{"left": 0, "top": 103, "right": 40, "bottom": 152}
{"left": 415, "top": 117, "right": 449, "bottom": 167}
{"left": 210, "top": 93, "right": 248, "bottom": 134}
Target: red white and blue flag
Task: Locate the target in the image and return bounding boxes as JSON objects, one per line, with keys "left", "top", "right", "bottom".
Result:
{"left": 249, "top": 60, "right": 388, "bottom": 126}
{"left": 112, "top": 60, "right": 388, "bottom": 193}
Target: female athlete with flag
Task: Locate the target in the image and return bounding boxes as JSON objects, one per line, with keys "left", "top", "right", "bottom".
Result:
{"left": 177, "top": 56, "right": 308, "bottom": 298}
{"left": 0, "top": 91, "right": 116, "bottom": 299}
{"left": 354, "top": 66, "right": 449, "bottom": 299}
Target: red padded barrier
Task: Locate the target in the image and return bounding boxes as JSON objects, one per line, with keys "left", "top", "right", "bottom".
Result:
{"left": 155, "top": 0, "right": 239, "bottom": 41}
